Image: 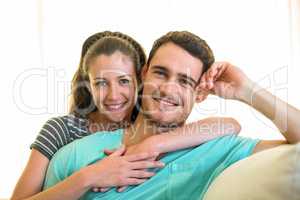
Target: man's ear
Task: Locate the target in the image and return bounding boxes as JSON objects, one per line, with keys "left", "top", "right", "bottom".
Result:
{"left": 195, "top": 85, "right": 209, "bottom": 103}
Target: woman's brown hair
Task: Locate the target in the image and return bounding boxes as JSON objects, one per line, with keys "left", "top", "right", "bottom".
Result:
{"left": 69, "top": 31, "right": 146, "bottom": 120}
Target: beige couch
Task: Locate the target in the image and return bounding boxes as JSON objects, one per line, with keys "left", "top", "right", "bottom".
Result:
{"left": 203, "top": 143, "right": 300, "bottom": 200}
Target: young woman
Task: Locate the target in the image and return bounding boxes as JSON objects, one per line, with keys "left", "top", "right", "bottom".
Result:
{"left": 11, "top": 31, "right": 241, "bottom": 200}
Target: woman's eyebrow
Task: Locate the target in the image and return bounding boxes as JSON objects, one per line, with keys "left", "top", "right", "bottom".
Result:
{"left": 93, "top": 77, "right": 105, "bottom": 80}
{"left": 93, "top": 74, "right": 132, "bottom": 80}
{"left": 117, "top": 74, "right": 132, "bottom": 79}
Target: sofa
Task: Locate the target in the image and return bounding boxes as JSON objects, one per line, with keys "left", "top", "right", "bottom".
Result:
{"left": 203, "top": 143, "right": 300, "bottom": 200}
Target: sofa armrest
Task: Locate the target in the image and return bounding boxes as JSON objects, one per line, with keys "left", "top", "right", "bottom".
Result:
{"left": 204, "top": 143, "right": 300, "bottom": 200}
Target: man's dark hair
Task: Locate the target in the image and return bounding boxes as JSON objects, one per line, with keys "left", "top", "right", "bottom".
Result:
{"left": 147, "top": 31, "right": 215, "bottom": 74}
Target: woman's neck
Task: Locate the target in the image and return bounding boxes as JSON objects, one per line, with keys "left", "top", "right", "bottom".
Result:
{"left": 87, "top": 111, "right": 130, "bottom": 132}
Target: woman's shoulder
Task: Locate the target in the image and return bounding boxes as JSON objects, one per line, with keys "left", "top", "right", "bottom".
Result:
{"left": 45, "top": 114, "right": 89, "bottom": 130}
{"left": 42, "top": 114, "right": 90, "bottom": 140}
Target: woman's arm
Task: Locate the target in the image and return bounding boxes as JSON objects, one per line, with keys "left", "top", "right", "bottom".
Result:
{"left": 11, "top": 150, "right": 49, "bottom": 200}
{"left": 151, "top": 117, "right": 240, "bottom": 153}
{"left": 126, "top": 117, "right": 240, "bottom": 155}
{"left": 102, "top": 116, "right": 240, "bottom": 193}
{"left": 11, "top": 149, "right": 90, "bottom": 200}
{"left": 110, "top": 117, "right": 240, "bottom": 192}
{"left": 11, "top": 147, "right": 163, "bottom": 200}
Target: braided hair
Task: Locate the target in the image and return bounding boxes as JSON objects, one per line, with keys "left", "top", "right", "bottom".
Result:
{"left": 69, "top": 31, "right": 146, "bottom": 120}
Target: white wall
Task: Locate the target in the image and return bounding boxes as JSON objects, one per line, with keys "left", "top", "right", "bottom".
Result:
{"left": 0, "top": 0, "right": 298, "bottom": 198}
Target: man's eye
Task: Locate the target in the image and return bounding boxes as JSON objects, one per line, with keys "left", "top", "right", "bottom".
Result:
{"left": 179, "top": 79, "right": 193, "bottom": 87}
{"left": 119, "top": 79, "right": 130, "bottom": 85}
{"left": 95, "top": 80, "right": 107, "bottom": 87}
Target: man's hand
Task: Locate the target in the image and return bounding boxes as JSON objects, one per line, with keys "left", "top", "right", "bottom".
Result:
{"left": 198, "top": 62, "right": 253, "bottom": 101}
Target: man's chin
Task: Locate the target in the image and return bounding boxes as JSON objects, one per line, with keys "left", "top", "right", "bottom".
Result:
{"left": 143, "top": 113, "right": 182, "bottom": 129}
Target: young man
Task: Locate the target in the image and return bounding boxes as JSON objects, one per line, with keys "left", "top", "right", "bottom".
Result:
{"left": 43, "top": 31, "right": 300, "bottom": 200}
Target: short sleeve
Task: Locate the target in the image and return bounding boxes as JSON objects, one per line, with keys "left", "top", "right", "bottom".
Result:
{"left": 30, "top": 117, "right": 69, "bottom": 159}
{"left": 220, "top": 135, "right": 260, "bottom": 167}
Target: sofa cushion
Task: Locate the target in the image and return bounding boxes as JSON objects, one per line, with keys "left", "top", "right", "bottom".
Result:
{"left": 203, "top": 143, "right": 300, "bottom": 200}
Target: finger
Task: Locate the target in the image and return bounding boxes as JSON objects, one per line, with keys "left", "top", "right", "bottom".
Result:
{"left": 103, "top": 149, "right": 115, "bottom": 155}
{"left": 199, "top": 72, "right": 207, "bottom": 89}
{"left": 125, "top": 152, "right": 159, "bottom": 162}
{"left": 124, "top": 178, "right": 147, "bottom": 186}
{"left": 100, "top": 187, "right": 110, "bottom": 192}
{"left": 117, "top": 186, "right": 127, "bottom": 192}
{"left": 92, "top": 187, "right": 100, "bottom": 192}
{"left": 110, "top": 145, "right": 126, "bottom": 157}
{"left": 129, "top": 160, "right": 165, "bottom": 170}
{"left": 203, "top": 72, "right": 212, "bottom": 90}
{"left": 129, "top": 170, "right": 156, "bottom": 178}
{"left": 215, "top": 63, "right": 228, "bottom": 81}
{"left": 207, "top": 65, "right": 219, "bottom": 87}
{"left": 208, "top": 63, "right": 224, "bottom": 89}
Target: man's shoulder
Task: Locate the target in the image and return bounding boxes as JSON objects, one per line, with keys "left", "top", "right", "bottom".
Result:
{"left": 52, "top": 128, "right": 124, "bottom": 163}
{"left": 55, "top": 128, "right": 124, "bottom": 155}
{"left": 180, "top": 135, "right": 260, "bottom": 160}
{"left": 208, "top": 134, "right": 258, "bottom": 145}
{"left": 47, "top": 129, "right": 125, "bottom": 179}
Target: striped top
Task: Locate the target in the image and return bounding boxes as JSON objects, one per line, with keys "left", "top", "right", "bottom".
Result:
{"left": 30, "top": 115, "right": 91, "bottom": 159}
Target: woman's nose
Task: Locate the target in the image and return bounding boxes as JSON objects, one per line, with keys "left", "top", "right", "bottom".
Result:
{"left": 106, "top": 83, "right": 121, "bottom": 101}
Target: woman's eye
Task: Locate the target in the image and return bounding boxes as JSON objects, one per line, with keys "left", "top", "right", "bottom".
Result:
{"left": 119, "top": 79, "right": 130, "bottom": 85}
{"left": 154, "top": 70, "right": 166, "bottom": 77}
{"left": 95, "top": 80, "right": 107, "bottom": 87}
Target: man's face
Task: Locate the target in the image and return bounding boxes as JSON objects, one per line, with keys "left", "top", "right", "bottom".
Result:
{"left": 141, "top": 42, "right": 204, "bottom": 126}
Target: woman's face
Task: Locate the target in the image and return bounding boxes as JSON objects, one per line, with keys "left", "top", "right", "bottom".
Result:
{"left": 88, "top": 51, "right": 138, "bottom": 123}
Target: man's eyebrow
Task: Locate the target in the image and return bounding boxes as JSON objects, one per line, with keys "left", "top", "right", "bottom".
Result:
{"left": 151, "top": 65, "right": 169, "bottom": 72}
{"left": 178, "top": 73, "right": 197, "bottom": 86}
{"left": 152, "top": 65, "right": 197, "bottom": 86}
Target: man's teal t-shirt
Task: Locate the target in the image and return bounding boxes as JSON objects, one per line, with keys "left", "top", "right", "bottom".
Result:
{"left": 43, "top": 129, "right": 259, "bottom": 200}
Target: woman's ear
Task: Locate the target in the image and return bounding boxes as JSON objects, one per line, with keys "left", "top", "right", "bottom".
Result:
{"left": 195, "top": 85, "right": 209, "bottom": 103}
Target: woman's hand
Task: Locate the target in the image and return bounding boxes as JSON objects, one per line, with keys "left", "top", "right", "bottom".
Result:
{"left": 199, "top": 62, "right": 253, "bottom": 101}
{"left": 98, "top": 141, "right": 163, "bottom": 192}
{"left": 125, "top": 140, "right": 160, "bottom": 161}
{"left": 86, "top": 145, "right": 164, "bottom": 192}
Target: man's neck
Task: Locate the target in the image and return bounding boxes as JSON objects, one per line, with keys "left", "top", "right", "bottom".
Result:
{"left": 123, "top": 113, "right": 180, "bottom": 146}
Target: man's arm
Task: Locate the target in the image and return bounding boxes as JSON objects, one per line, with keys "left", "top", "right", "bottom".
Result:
{"left": 240, "top": 81, "right": 300, "bottom": 143}
{"left": 238, "top": 81, "right": 296, "bottom": 154}
{"left": 199, "top": 62, "right": 300, "bottom": 154}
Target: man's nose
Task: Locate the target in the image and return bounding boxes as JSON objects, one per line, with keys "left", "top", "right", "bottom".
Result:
{"left": 159, "top": 80, "right": 180, "bottom": 95}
